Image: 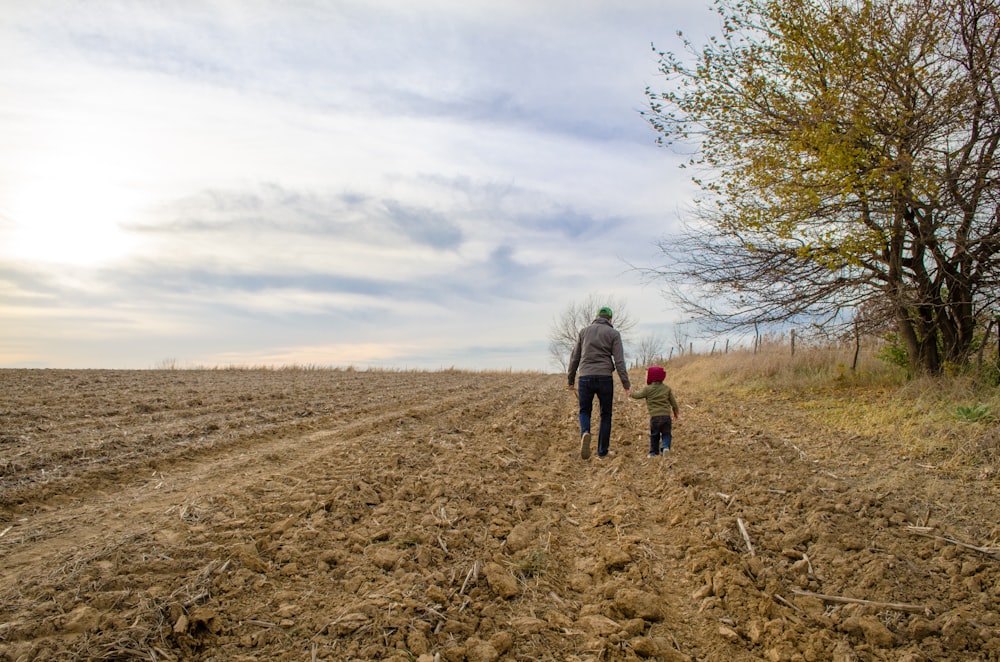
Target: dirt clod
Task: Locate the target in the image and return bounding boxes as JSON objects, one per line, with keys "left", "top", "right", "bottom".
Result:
{"left": 0, "top": 368, "right": 997, "bottom": 660}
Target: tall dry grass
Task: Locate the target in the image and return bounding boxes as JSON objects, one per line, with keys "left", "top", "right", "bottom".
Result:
{"left": 659, "top": 341, "right": 1000, "bottom": 470}
{"left": 664, "top": 340, "right": 905, "bottom": 391}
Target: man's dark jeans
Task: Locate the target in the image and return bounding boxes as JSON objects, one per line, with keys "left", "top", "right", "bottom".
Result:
{"left": 578, "top": 375, "right": 614, "bottom": 456}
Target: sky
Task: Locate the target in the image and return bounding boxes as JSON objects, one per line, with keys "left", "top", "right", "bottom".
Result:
{"left": 0, "top": 0, "right": 719, "bottom": 372}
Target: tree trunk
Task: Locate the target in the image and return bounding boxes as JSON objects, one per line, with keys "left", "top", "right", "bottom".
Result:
{"left": 916, "top": 305, "right": 942, "bottom": 375}
{"left": 895, "top": 303, "right": 943, "bottom": 375}
{"left": 896, "top": 309, "right": 922, "bottom": 374}
{"left": 940, "top": 282, "right": 976, "bottom": 366}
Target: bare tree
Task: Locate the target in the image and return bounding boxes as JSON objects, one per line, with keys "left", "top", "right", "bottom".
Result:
{"left": 672, "top": 323, "right": 690, "bottom": 357}
{"left": 548, "top": 293, "right": 637, "bottom": 371}
{"left": 633, "top": 333, "right": 667, "bottom": 368}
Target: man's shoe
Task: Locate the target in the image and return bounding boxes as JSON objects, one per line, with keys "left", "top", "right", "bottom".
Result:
{"left": 647, "top": 452, "right": 659, "bottom": 458}
{"left": 580, "top": 432, "right": 592, "bottom": 459}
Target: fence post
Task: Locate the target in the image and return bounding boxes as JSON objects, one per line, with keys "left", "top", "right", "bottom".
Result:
{"left": 790, "top": 329, "right": 796, "bottom": 357}
{"left": 852, "top": 318, "right": 861, "bottom": 372}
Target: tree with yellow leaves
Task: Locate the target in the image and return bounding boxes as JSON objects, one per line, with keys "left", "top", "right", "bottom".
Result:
{"left": 645, "top": 0, "right": 1000, "bottom": 375}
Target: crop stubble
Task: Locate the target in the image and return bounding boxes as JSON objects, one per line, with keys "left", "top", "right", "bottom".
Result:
{"left": 0, "top": 368, "right": 998, "bottom": 661}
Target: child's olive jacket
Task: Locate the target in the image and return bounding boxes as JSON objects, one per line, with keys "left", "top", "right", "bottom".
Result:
{"left": 630, "top": 382, "right": 679, "bottom": 417}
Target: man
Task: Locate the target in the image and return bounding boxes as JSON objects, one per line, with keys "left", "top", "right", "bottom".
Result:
{"left": 567, "top": 306, "right": 631, "bottom": 459}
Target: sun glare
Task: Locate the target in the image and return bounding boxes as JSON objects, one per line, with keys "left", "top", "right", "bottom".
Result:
{"left": 3, "top": 116, "right": 146, "bottom": 268}
{"left": 6, "top": 174, "right": 141, "bottom": 268}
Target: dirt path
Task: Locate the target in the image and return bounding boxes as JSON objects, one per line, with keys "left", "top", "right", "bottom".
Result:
{"left": 1, "top": 369, "right": 997, "bottom": 661}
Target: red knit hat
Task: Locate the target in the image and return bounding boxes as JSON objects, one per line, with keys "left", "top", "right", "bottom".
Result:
{"left": 646, "top": 366, "right": 666, "bottom": 384}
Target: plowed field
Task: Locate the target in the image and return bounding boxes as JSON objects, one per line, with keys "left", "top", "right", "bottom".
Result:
{"left": 1, "top": 366, "right": 998, "bottom": 661}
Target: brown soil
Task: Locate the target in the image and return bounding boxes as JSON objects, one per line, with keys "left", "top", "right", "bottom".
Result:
{"left": 0, "top": 368, "right": 998, "bottom": 661}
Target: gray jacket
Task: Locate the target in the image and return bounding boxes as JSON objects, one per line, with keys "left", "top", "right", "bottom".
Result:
{"left": 567, "top": 317, "right": 631, "bottom": 389}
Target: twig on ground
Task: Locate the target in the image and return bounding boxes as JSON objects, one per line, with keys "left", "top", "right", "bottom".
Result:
{"left": 907, "top": 529, "right": 1000, "bottom": 558}
{"left": 245, "top": 619, "right": 277, "bottom": 628}
{"left": 715, "top": 492, "right": 735, "bottom": 507}
{"left": 737, "top": 518, "right": 755, "bottom": 556}
{"left": 789, "top": 589, "right": 930, "bottom": 615}
{"left": 772, "top": 593, "right": 802, "bottom": 613}
{"left": 459, "top": 561, "right": 479, "bottom": 594}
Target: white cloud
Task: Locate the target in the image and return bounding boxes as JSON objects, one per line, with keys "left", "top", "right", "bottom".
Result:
{"left": 0, "top": 0, "right": 717, "bottom": 369}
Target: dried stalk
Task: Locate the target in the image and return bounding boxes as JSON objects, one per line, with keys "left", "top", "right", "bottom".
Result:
{"left": 907, "top": 529, "right": 1000, "bottom": 559}
{"left": 789, "top": 589, "right": 929, "bottom": 615}
{"left": 737, "top": 518, "right": 755, "bottom": 556}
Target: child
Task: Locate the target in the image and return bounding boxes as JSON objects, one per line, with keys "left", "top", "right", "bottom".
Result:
{"left": 629, "top": 366, "right": 680, "bottom": 457}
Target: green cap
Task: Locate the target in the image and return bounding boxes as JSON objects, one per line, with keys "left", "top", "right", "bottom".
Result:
{"left": 598, "top": 307, "right": 613, "bottom": 318}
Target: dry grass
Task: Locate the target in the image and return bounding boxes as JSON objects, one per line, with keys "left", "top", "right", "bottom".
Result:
{"left": 662, "top": 342, "right": 1000, "bottom": 469}
{"left": 663, "top": 341, "right": 905, "bottom": 391}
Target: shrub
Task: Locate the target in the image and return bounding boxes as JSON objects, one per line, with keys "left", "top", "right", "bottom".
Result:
{"left": 955, "top": 404, "right": 995, "bottom": 424}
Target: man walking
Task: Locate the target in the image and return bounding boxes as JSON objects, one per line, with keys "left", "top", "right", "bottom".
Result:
{"left": 567, "top": 306, "right": 631, "bottom": 459}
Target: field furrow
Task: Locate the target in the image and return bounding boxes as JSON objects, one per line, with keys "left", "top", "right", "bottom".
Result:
{"left": 0, "top": 368, "right": 997, "bottom": 661}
